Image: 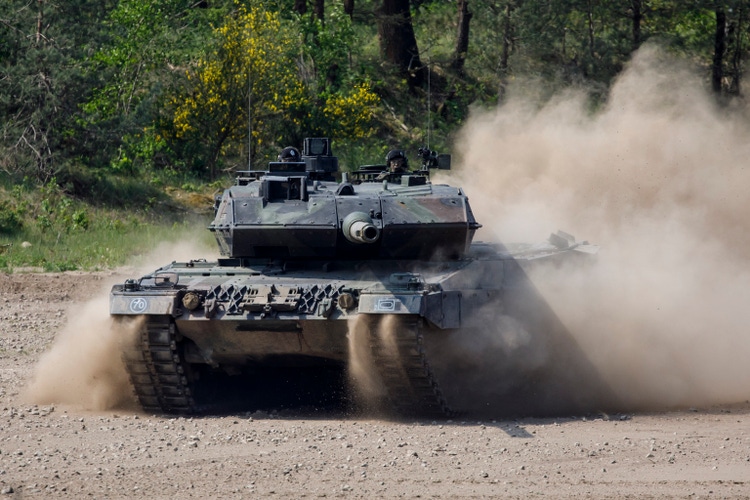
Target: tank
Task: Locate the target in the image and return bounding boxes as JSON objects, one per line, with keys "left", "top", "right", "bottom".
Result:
{"left": 110, "top": 138, "right": 600, "bottom": 418}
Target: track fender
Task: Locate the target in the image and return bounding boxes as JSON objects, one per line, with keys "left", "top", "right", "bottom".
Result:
{"left": 424, "top": 291, "right": 461, "bottom": 329}
{"left": 110, "top": 292, "right": 180, "bottom": 315}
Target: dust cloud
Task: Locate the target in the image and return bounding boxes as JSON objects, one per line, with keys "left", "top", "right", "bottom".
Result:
{"left": 23, "top": 237, "right": 217, "bottom": 411}
{"left": 23, "top": 45, "right": 750, "bottom": 416}
{"left": 22, "top": 297, "right": 140, "bottom": 410}
{"left": 446, "top": 45, "right": 750, "bottom": 412}
{"left": 346, "top": 316, "right": 388, "bottom": 415}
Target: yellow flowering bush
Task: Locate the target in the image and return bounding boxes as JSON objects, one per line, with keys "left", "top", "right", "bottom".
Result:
{"left": 172, "top": 5, "right": 307, "bottom": 176}
{"left": 170, "top": 3, "right": 380, "bottom": 177}
{"left": 322, "top": 83, "right": 379, "bottom": 138}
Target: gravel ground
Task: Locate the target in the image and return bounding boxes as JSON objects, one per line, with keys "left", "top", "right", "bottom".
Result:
{"left": 1, "top": 271, "right": 749, "bottom": 499}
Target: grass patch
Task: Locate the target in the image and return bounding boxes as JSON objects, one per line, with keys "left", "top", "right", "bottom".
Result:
{"left": 0, "top": 216, "right": 216, "bottom": 272}
{"left": 0, "top": 173, "right": 218, "bottom": 272}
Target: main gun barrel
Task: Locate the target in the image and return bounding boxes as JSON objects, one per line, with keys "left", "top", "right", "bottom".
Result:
{"left": 342, "top": 212, "right": 380, "bottom": 244}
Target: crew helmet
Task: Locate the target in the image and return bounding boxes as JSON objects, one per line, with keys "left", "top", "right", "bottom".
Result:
{"left": 385, "top": 149, "right": 407, "bottom": 164}
{"left": 278, "top": 146, "right": 301, "bottom": 162}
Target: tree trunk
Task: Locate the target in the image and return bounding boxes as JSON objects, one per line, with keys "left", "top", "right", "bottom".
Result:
{"left": 209, "top": 130, "right": 230, "bottom": 180}
{"left": 36, "top": 0, "right": 44, "bottom": 45}
{"left": 631, "top": 0, "right": 642, "bottom": 51}
{"left": 497, "top": 1, "right": 515, "bottom": 103}
{"left": 728, "top": 7, "right": 744, "bottom": 95}
{"left": 294, "top": 0, "right": 307, "bottom": 15}
{"left": 451, "top": 0, "right": 472, "bottom": 75}
{"left": 344, "top": 0, "right": 354, "bottom": 19}
{"left": 713, "top": 6, "right": 726, "bottom": 95}
{"left": 586, "top": 0, "right": 595, "bottom": 62}
{"left": 313, "top": 0, "right": 324, "bottom": 22}
{"left": 377, "top": 0, "right": 425, "bottom": 88}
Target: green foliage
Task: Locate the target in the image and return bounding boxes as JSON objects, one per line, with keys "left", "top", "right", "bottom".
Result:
{"left": 170, "top": 4, "right": 307, "bottom": 176}
{"left": 90, "top": 0, "right": 219, "bottom": 120}
{"left": 168, "top": 3, "right": 379, "bottom": 178}
{"left": 78, "top": 0, "right": 235, "bottom": 174}
{"left": 0, "top": 0, "right": 745, "bottom": 215}
{"left": 0, "top": 0, "right": 115, "bottom": 180}
{"left": 111, "top": 128, "right": 174, "bottom": 174}
{"left": 299, "top": 7, "right": 358, "bottom": 85}
{"left": 0, "top": 201, "right": 23, "bottom": 234}
{"left": 0, "top": 216, "right": 212, "bottom": 273}
{"left": 293, "top": 6, "right": 381, "bottom": 141}
{"left": 32, "top": 179, "right": 90, "bottom": 234}
{"left": 0, "top": 178, "right": 215, "bottom": 272}
{"left": 650, "top": 2, "right": 717, "bottom": 54}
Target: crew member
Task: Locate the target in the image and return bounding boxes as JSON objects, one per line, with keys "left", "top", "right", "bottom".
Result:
{"left": 385, "top": 149, "right": 408, "bottom": 173}
{"left": 377, "top": 149, "right": 408, "bottom": 180}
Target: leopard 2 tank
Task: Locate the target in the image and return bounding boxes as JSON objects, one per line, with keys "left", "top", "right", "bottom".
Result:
{"left": 110, "top": 138, "right": 600, "bottom": 418}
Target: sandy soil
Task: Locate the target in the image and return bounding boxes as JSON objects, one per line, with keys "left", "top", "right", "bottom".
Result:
{"left": 1, "top": 271, "right": 749, "bottom": 499}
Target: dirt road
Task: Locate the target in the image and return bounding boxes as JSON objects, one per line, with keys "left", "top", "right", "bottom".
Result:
{"left": 1, "top": 272, "right": 748, "bottom": 498}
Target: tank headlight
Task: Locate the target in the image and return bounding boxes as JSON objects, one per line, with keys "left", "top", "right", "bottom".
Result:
{"left": 182, "top": 291, "right": 202, "bottom": 311}
{"left": 124, "top": 279, "right": 138, "bottom": 292}
{"left": 338, "top": 292, "right": 356, "bottom": 310}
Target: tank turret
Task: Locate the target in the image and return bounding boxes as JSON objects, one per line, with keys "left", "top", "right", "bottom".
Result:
{"left": 209, "top": 138, "right": 481, "bottom": 261}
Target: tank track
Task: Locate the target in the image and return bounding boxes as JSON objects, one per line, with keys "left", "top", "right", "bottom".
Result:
{"left": 369, "top": 317, "right": 452, "bottom": 419}
{"left": 123, "top": 315, "right": 196, "bottom": 414}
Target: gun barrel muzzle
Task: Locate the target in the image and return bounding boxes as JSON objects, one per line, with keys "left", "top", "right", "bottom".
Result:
{"left": 342, "top": 212, "right": 380, "bottom": 244}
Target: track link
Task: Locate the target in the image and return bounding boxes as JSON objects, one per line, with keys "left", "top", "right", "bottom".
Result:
{"left": 369, "top": 317, "right": 451, "bottom": 418}
{"left": 123, "top": 315, "right": 196, "bottom": 414}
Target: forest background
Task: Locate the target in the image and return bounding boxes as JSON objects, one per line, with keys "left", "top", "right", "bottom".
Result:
{"left": 0, "top": 0, "right": 746, "bottom": 270}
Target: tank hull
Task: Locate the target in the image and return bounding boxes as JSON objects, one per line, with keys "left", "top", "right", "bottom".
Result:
{"left": 111, "top": 237, "right": 606, "bottom": 418}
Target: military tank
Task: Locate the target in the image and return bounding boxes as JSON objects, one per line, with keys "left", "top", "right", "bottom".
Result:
{"left": 110, "top": 138, "right": 600, "bottom": 418}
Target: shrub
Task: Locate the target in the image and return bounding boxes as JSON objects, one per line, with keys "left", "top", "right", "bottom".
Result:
{"left": 0, "top": 201, "right": 22, "bottom": 234}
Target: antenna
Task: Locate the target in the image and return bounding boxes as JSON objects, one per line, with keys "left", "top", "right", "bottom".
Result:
{"left": 247, "top": 5, "right": 269, "bottom": 170}
{"left": 245, "top": 12, "right": 256, "bottom": 171}
{"left": 426, "top": 43, "right": 431, "bottom": 150}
